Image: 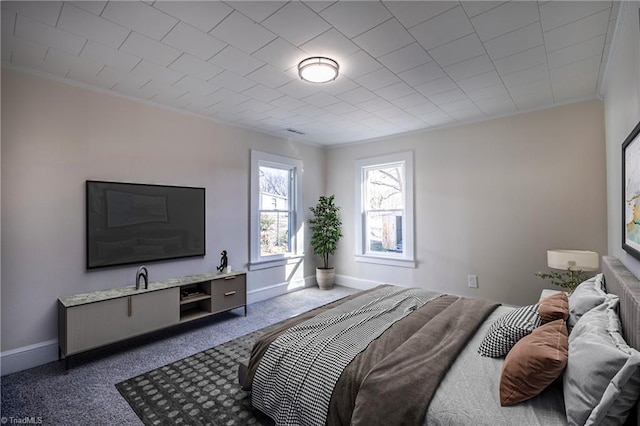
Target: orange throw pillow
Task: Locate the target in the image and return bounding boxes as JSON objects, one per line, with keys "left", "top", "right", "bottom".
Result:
{"left": 539, "top": 292, "right": 569, "bottom": 323}
{"left": 500, "top": 319, "right": 568, "bottom": 406}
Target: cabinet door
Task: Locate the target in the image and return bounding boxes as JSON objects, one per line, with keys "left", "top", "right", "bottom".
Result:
{"left": 65, "top": 288, "right": 179, "bottom": 355}
{"left": 66, "top": 297, "right": 131, "bottom": 355}
{"left": 211, "top": 274, "right": 246, "bottom": 313}
{"left": 129, "top": 288, "right": 179, "bottom": 336}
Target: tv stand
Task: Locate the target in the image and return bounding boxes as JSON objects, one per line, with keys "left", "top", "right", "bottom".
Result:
{"left": 57, "top": 271, "right": 246, "bottom": 370}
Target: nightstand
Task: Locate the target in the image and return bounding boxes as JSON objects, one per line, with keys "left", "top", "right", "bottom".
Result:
{"left": 539, "top": 289, "right": 565, "bottom": 302}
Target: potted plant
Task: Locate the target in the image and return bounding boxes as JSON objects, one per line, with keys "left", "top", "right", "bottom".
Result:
{"left": 534, "top": 269, "right": 588, "bottom": 294}
{"left": 309, "top": 195, "right": 343, "bottom": 290}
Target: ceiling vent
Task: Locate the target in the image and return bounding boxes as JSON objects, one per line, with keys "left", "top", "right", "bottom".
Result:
{"left": 284, "top": 128, "right": 306, "bottom": 135}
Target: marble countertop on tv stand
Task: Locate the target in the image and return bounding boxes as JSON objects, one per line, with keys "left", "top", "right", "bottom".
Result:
{"left": 59, "top": 270, "right": 244, "bottom": 308}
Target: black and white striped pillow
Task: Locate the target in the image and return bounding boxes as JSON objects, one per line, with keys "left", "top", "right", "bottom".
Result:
{"left": 478, "top": 304, "right": 542, "bottom": 358}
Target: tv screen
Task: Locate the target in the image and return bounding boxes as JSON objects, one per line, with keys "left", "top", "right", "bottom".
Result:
{"left": 86, "top": 180, "right": 205, "bottom": 269}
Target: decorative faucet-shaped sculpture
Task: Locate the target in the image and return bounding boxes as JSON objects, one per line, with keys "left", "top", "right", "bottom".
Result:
{"left": 136, "top": 266, "right": 148, "bottom": 290}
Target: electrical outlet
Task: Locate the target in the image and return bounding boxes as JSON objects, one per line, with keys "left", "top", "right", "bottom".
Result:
{"left": 468, "top": 275, "right": 478, "bottom": 288}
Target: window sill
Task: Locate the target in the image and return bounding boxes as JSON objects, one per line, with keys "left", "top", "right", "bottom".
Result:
{"left": 355, "top": 255, "right": 416, "bottom": 268}
{"left": 249, "top": 254, "right": 305, "bottom": 271}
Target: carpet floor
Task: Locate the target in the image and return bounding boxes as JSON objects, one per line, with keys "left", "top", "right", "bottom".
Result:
{"left": 1, "top": 285, "right": 357, "bottom": 426}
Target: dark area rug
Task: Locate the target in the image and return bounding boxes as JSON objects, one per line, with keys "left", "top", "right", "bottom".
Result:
{"left": 116, "top": 324, "right": 278, "bottom": 426}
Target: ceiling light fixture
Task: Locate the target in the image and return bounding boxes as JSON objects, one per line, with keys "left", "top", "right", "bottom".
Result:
{"left": 298, "top": 57, "right": 339, "bottom": 84}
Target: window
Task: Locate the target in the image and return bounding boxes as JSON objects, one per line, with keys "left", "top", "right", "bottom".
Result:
{"left": 355, "top": 152, "right": 415, "bottom": 267}
{"left": 250, "top": 151, "right": 303, "bottom": 269}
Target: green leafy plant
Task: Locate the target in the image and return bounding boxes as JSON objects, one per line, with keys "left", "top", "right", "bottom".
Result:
{"left": 309, "top": 195, "right": 343, "bottom": 269}
{"left": 534, "top": 270, "right": 588, "bottom": 292}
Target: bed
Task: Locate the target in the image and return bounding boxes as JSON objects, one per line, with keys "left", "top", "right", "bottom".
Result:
{"left": 238, "top": 256, "right": 640, "bottom": 426}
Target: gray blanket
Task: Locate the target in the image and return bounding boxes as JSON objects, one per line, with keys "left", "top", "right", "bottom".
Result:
{"left": 251, "top": 287, "right": 441, "bottom": 426}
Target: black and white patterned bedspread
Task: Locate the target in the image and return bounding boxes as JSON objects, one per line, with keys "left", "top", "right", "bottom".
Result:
{"left": 250, "top": 286, "right": 440, "bottom": 426}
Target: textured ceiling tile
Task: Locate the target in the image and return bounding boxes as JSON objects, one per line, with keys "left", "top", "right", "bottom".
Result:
{"left": 102, "top": 1, "right": 177, "bottom": 41}
{"left": 383, "top": 1, "right": 457, "bottom": 29}
{"left": 153, "top": 1, "right": 232, "bottom": 33}
{"left": 428, "top": 33, "right": 485, "bottom": 68}
{"left": 375, "top": 81, "right": 416, "bottom": 101}
{"left": 227, "top": 1, "right": 287, "bottom": 24}
{"left": 252, "top": 37, "right": 306, "bottom": 71}
{"left": 456, "top": 70, "right": 502, "bottom": 92}
{"left": 209, "top": 11, "right": 277, "bottom": 54}
{"left": 209, "top": 70, "right": 257, "bottom": 92}
{"left": 501, "top": 64, "right": 550, "bottom": 88}
{"left": 414, "top": 76, "right": 458, "bottom": 97}
{"left": 209, "top": 45, "right": 265, "bottom": 76}
{"left": 338, "top": 87, "right": 377, "bottom": 104}
{"left": 120, "top": 32, "right": 182, "bottom": 67}
{"left": 539, "top": 1, "right": 611, "bottom": 32}
{"left": 341, "top": 50, "right": 383, "bottom": 79}
{"left": 543, "top": 9, "right": 609, "bottom": 52}
{"left": 483, "top": 22, "right": 543, "bottom": 60}
{"left": 58, "top": 3, "right": 129, "bottom": 49}
{"left": 493, "top": 45, "right": 547, "bottom": 76}
{"left": 242, "top": 84, "right": 284, "bottom": 103}
{"left": 398, "top": 61, "right": 446, "bottom": 86}
{"left": 355, "top": 67, "right": 401, "bottom": 91}
{"left": 353, "top": 18, "right": 414, "bottom": 58}
{"left": 246, "top": 64, "right": 294, "bottom": 89}
{"left": 262, "top": 2, "right": 330, "bottom": 46}
{"left": 319, "top": 1, "right": 391, "bottom": 38}
{"left": 68, "top": 1, "right": 106, "bottom": 16}
{"left": 132, "top": 60, "right": 185, "bottom": 86}
{"left": 2, "top": 1, "right": 62, "bottom": 26}
{"left": 161, "top": 23, "right": 227, "bottom": 61}
{"left": 81, "top": 40, "right": 141, "bottom": 73}
{"left": 470, "top": 1, "right": 539, "bottom": 41}
{"left": 15, "top": 14, "right": 86, "bottom": 55}
{"left": 378, "top": 43, "right": 432, "bottom": 74}
{"left": 547, "top": 35, "right": 606, "bottom": 69}
{"left": 410, "top": 6, "right": 474, "bottom": 51}
{"left": 460, "top": 1, "right": 506, "bottom": 18}
{"left": 168, "top": 54, "right": 223, "bottom": 81}
{"left": 444, "top": 54, "right": 494, "bottom": 81}
{"left": 300, "top": 29, "right": 360, "bottom": 60}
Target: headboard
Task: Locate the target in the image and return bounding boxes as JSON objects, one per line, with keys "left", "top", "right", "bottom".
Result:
{"left": 601, "top": 255, "right": 640, "bottom": 426}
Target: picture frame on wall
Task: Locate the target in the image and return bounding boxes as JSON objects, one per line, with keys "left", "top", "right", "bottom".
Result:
{"left": 622, "top": 121, "right": 640, "bottom": 261}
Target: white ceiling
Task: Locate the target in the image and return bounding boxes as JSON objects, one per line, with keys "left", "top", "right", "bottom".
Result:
{"left": 1, "top": 1, "right": 619, "bottom": 146}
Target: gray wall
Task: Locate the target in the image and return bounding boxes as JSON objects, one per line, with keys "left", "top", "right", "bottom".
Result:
{"left": 1, "top": 69, "right": 325, "bottom": 358}
{"left": 327, "top": 100, "right": 607, "bottom": 307}
{"left": 604, "top": 1, "right": 640, "bottom": 277}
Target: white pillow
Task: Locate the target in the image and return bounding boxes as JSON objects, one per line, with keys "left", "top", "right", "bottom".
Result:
{"left": 567, "top": 274, "right": 617, "bottom": 331}
{"left": 563, "top": 299, "right": 640, "bottom": 425}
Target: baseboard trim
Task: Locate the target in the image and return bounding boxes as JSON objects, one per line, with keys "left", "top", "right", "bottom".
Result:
{"left": 1, "top": 339, "right": 59, "bottom": 376}
{"left": 246, "top": 276, "right": 315, "bottom": 304}
{"left": 335, "top": 274, "right": 383, "bottom": 290}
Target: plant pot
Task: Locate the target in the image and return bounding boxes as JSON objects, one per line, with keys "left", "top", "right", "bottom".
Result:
{"left": 316, "top": 267, "right": 335, "bottom": 290}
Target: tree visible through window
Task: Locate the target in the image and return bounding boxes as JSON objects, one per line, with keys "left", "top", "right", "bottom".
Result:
{"left": 259, "top": 165, "right": 292, "bottom": 256}
{"left": 364, "top": 164, "right": 404, "bottom": 254}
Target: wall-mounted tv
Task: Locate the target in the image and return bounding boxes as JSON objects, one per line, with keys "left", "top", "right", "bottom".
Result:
{"left": 86, "top": 180, "right": 205, "bottom": 269}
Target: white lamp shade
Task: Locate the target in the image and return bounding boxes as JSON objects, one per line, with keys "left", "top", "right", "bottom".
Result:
{"left": 547, "top": 250, "right": 599, "bottom": 271}
{"left": 298, "top": 57, "right": 339, "bottom": 83}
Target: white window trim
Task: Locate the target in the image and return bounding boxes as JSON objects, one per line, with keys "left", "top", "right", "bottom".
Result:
{"left": 355, "top": 151, "right": 415, "bottom": 268}
{"left": 250, "top": 150, "right": 304, "bottom": 270}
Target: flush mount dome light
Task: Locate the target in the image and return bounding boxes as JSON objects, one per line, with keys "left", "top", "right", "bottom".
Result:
{"left": 298, "top": 57, "right": 339, "bottom": 83}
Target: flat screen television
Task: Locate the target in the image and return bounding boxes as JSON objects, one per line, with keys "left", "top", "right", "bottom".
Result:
{"left": 86, "top": 180, "right": 205, "bottom": 269}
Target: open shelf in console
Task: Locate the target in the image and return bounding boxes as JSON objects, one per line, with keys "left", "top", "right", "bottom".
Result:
{"left": 179, "top": 281, "right": 212, "bottom": 323}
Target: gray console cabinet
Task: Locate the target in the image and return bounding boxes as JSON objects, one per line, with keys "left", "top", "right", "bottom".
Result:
{"left": 58, "top": 271, "right": 246, "bottom": 368}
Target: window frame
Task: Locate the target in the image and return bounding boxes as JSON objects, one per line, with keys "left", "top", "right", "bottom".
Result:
{"left": 355, "top": 151, "right": 415, "bottom": 268}
{"left": 250, "top": 150, "right": 304, "bottom": 270}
